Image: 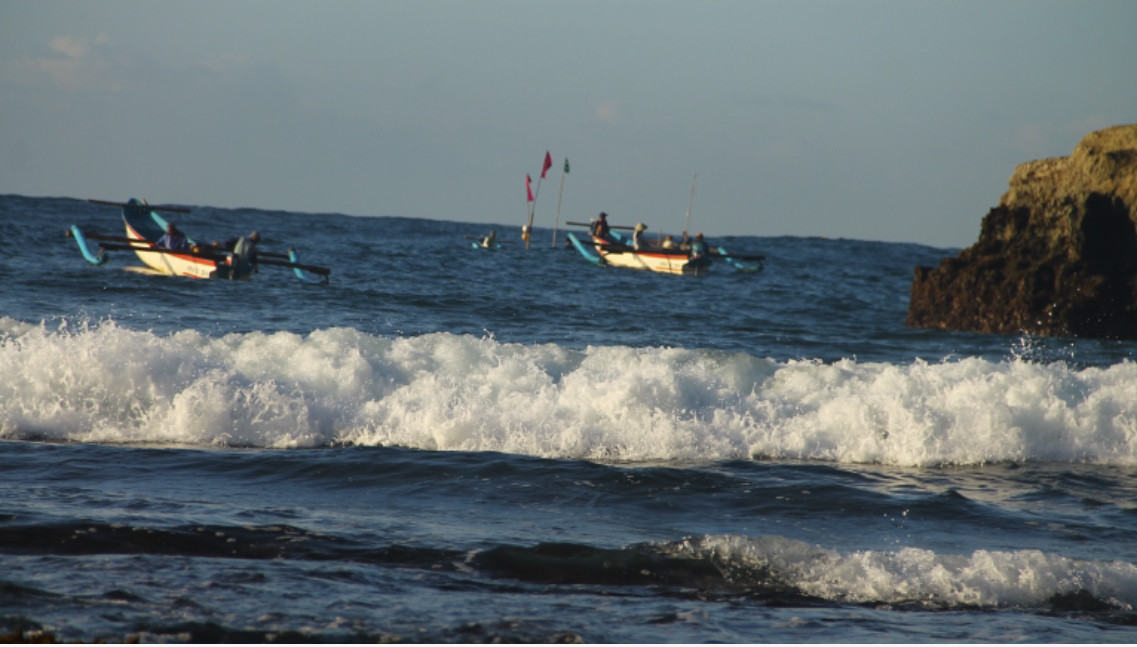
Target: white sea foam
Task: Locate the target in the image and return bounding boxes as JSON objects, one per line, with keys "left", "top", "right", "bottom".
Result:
{"left": 2, "top": 318, "right": 1136, "bottom": 465}
{"left": 666, "top": 534, "right": 1137, "bottom": 609}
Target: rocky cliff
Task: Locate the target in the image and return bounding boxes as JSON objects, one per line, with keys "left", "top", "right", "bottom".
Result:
{"left": 907, "top": 124, "right": 1137, "bottom": 339}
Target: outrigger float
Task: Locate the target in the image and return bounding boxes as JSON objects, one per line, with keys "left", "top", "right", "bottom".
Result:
{"left": 67, "top": 199, "right": 330, "bottom": 283}
{"left": 564, "top": 221, "right": 764, "bottom": 275}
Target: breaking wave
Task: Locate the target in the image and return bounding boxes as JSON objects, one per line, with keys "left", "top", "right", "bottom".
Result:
{"left": 2, "top": 317, "right": 1136, "bottom": 466}
{"left": 659, "top": 534, "right": 1137, "bottom": 611}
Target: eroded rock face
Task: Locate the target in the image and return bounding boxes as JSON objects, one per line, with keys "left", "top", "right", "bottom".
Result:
{"left": 907, "top": 124, "right": 1137, "bottom": 340}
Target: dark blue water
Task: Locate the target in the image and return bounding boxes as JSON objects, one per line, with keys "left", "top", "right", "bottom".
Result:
{"left": 3, "top": 194, "right": 1137, "bottom": 642}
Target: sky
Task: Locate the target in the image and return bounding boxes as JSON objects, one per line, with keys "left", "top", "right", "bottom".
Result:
{"left": 2, "top": 0, "right": 1134, "bottom": 247}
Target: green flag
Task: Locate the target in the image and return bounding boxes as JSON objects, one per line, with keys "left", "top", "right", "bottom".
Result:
{"left": 564, "top": 158, "right": 570, "bottom": 173}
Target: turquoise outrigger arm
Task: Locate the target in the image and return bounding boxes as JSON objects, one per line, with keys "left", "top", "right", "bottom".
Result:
{"left": 567, "top": 232, "right": 604, "bottom": 265}
{"left": 69, "top": 225, "right": 108, "bottom": 265}
{"left": 288, "top": 249, "right": 329, "bottom": 284}
{"left": 716, "top": 246, "right": 763, "bottom": 273}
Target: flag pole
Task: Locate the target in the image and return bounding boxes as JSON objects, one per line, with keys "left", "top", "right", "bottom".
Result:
{"left": 683, "top": 172, "right": 697, "bottom": 239}
{"left": 551, "top": 158, "right": 568, "bottom": 247}
{"left": 525, "top": 151, "right": 553, "bottom": 250}
{"left": 522, "top": 174, "right": 534, "bottom": 248}
{"left": 526, "top": 177, "right": 542, "bottom": 250}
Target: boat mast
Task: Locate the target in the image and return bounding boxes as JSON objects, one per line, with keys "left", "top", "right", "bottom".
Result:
{"left": 683, "top": 172, "right": 697, "bottom": 239}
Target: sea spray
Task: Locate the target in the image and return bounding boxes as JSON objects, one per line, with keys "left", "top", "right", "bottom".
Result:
{"left": 3, "top": 317, "right": 1136, "bottom": 465}
{"left": 662, "top": 534, "right": 1137, "bottom": 610}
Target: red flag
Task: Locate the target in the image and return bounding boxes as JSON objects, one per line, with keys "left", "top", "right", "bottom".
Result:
{"left": 526, "top": 174, "right": 534, "bottom": 202}
{"left": 541, "top": 151, "right": 552, "bottom": 179}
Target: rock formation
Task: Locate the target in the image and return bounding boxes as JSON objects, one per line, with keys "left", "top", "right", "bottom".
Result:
{"left": 907, "top": 124, "right": 1137, "bottom": 340}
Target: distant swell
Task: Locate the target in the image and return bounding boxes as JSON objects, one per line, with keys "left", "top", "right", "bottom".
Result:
{"left": 2, "top": 317, "right": 1137, "bottom": 466}
{"left": 4, "top": 520, "right": 1135, "bottom": 615}
{"left": 0, "top": 521, "right": 458, "bottom": 566}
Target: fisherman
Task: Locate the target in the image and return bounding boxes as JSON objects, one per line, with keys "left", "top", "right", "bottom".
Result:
{"left": 591, "top": 212, "right": 611, "bottom": 240}
{"left": 212, "top": 231, "right": 255, "bottom": 251}
{"left": 157, "top": 223, "right": 189, "bottom": 251}
{"left": 632, "top": 222, "right": 649, "bottom": 250}
{"left": 689, "top": 232, "right": 708, "bottom": 260}
{"left": 229, "top": 230, "right": 261, "bottom": 278}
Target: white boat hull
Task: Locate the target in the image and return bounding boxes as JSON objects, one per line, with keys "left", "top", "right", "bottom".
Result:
{"left": 592, "top": 235, "right": 710, "bottom": 275}
{"left": 124, "top": 220, "right": 221, "bottom": 279}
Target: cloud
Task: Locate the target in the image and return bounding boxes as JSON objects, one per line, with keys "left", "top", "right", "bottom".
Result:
{"left": 7, "top": 34, "right": 117, "bottom": 92}
{"left": 595, "top": 99, "right": 621, "bottom": 124}
{"left": 49, "top": 36, "right": 92, "bottom": 59}
{"left": 6, "top": 34, "right": 254, "bottom": 97}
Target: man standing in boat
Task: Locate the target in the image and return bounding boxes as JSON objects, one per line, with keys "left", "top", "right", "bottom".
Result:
{"left": 633, "top": 222, "right": 649, "bottom": 250}
{"left": 213, "top": 231, "right": 261, "bottom": 278}
{"left": 591, "top": 212, "right": 611, "bottom": 241}
{"left": 232, "top": 231, "right": 260, "bottom": 275}
{"left": 689, "top": 232, "right": 708, "bottom": 261}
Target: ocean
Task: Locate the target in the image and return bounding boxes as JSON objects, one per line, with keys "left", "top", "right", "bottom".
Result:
{"left": 2, "top": 193, "right": 1137, "bottom": 643}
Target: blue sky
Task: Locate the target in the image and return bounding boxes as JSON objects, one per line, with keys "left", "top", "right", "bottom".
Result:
{"left": 2, "top": 0, "right": 1134, "bottom": 247}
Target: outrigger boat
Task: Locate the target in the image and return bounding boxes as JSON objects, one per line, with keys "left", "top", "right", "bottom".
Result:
{"left": 564, "top": 221, "right": 764, "bottom": 275}
{"left": 467, "top": 231, "right": 499, "bottom": 249}
{"left": 67, "top": 198, "right": 330, "bottom": 283}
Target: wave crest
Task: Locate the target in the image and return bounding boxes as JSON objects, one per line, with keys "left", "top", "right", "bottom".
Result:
{"left": 2, "top": 318, "right": 1136, "bottom": 465}
{"left": 664, "top": 534, "right": 1137, "bottom": 610}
